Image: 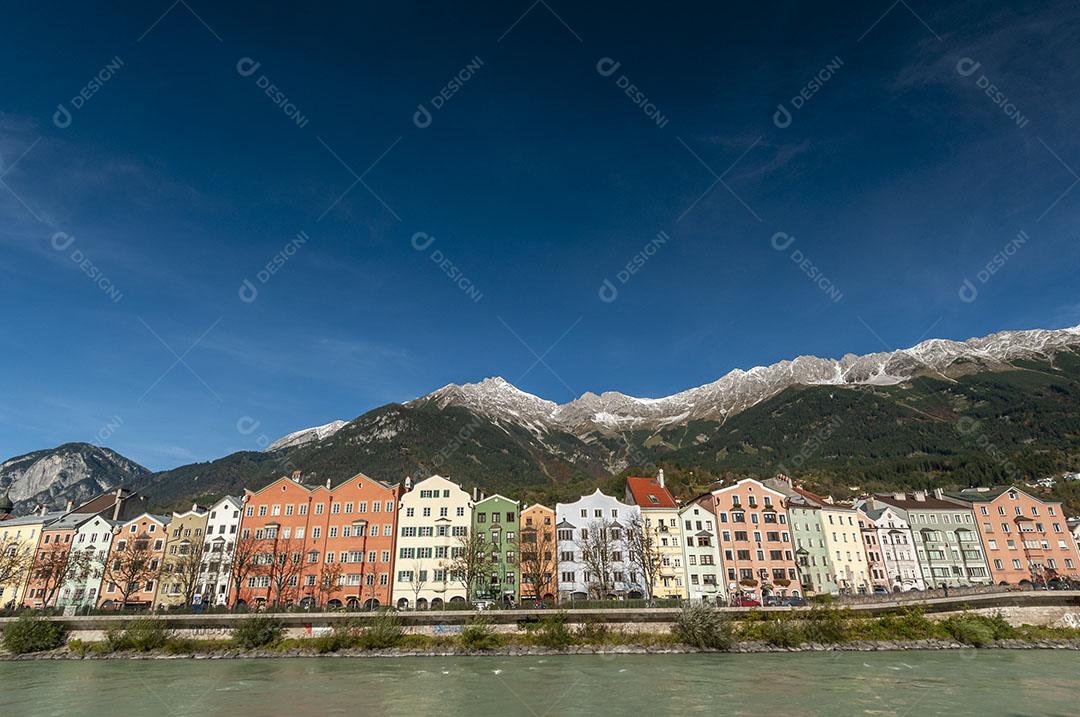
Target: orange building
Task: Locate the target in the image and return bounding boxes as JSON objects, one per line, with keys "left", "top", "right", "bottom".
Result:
{"left": 700, "top": 478, "right": 801, "bottom": 602}
{"left": 949, "top": 487, "right": 1080, "bottom": 586}
{"left": 237, "top": 472, "right": 400, "bottom": 609}
{"left": 518, "top": 503, "right": 556, "bottom": 602}
{"left": 98, "top": 513, "right": 170, "bottom": 609}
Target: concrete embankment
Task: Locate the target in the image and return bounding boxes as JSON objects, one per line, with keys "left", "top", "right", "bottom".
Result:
{"left": 3, "top": 590, "right": 1079, "bottom": 642}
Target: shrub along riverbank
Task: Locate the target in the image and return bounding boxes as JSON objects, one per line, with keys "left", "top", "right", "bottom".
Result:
{"left": 3, "top": 606, "right": 1080, "bottom": 658}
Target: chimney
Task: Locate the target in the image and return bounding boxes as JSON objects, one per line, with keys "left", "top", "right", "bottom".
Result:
{"left": 913, "top": 491, "right": 927, "bottom": 502}
{"left": 326, "top": 478, "right": 331, "bottom": 489}
{"left": 892, "top": 492, "right": 905, "bottom": 501}
{"left": 64, "top": 500, "right": 74, "bottom": 513}
{"left": 292, "top": 470, "right": 302, "bottom": 483}
{"left": 472, "top": 486, "right": 479, "bottom": 502}
{"left": 404, "top": 476, "right": 413, "bottom": 491}
{"left": 933, "top": 488, "right": 944, "bottom": 500}
{"left": 657, "top": 468, "right": 665, "bottom": 488}
{"left": 192, "top": 503, "right": 198, "bottom": 512}
{"left": 36, "top": 504, "right": 45, "bottom": 516}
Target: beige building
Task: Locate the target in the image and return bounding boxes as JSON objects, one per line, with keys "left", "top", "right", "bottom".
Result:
{"left": 625, "top": 472, "right": 686, "bottom": 599}
{"left": 155, "top": 505, "right": 209, "bottom": 608}
{"left": 392, "top": 475, "right": 473, "bottom": 609}
{"left": 0, "top": 509, "right": 62, "bottom": 609}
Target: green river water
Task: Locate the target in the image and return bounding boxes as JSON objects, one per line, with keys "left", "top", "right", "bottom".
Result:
{"left": 1, "top": 652, "right": 1077, "bottom": 715}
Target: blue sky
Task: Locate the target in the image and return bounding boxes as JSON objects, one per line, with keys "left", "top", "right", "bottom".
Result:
{"left": 2, "top": 1, "right": 1079, "bottom": 470}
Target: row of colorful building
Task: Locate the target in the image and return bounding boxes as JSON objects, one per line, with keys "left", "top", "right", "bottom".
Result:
{"left": 1, "top": 470, "right": 1079, "bottom": 611}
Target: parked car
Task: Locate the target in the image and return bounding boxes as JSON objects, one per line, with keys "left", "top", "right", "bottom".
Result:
{"left": 872, "top": 586, "right": 889, "bottom": 596}
{"left": 735, "top": 596, "right": 762, "bottom": 607}
{"left": 782, "top": 595, "right": 808, "bottom": 607}
{"left": 763, "top": 595, "right": 783, "bottom": 607}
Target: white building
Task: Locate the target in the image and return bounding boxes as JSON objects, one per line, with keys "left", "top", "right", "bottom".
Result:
{"left": 392, "top": 475, "right": 473, "bottom": 609}
{"left": 857, "top": 502, "right": 926, "bottom": 591}
{"left": 198, "top": 495, "right": 243, "bottom": 606}
{"left": 55, "top": 513, "right": 116, "bottom": 610}
{"left": 555, "top": 489, "right": 643, "bottom": 600}
{"left": 679, "top": 502, "right": 725, "bottom": 604}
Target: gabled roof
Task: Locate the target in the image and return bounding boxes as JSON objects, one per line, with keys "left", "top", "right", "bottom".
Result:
{"left": 626, "top": 476, "right": 677, "bottom": 508}
{"left": 474, "top": 493, "right": 520, "bottom": 507}
{"left": 522, "top": 503, "right": 554, "bottom": 513}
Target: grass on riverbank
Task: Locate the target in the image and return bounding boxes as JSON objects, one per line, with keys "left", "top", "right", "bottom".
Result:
{"left": 9, "top": 607, "right": 1080, "bottom": 657}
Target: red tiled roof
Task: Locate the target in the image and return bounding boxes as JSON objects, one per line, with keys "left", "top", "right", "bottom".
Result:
{"left": 626, "top": 476, "right": 677, "bottom": 508}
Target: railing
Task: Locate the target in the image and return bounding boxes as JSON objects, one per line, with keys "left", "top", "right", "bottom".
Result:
{"left": 822, "top": 583, "right": 1024, "bottom": 606}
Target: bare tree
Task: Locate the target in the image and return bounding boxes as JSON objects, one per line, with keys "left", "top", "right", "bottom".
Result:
{"left": 258, "top": 537, "right": 305, "bottom": 607}
{"left": 450, "top": 528, "right": 494, "bottom": 602}
{"left": 623, "top": 513, "right": 661, "bottom": 601}
{"left": 229, "top": 534, "right": 263, "bottom": 607}
{"left": 577, "top": 520, "right": 616, "bottom": 599}
{"left": 408, "top": 559, "right": 427, "bottom": 608}
{"left": 0, "top": 538, "right": 34, "bottom": 606}
{"left": 102, "top": 534, "right": 160, "bottom": 608}
{"left": 316, "top": 561, "right": 344, "bottom": 607}
{"left": 519, "top": 522, "right": 556, "bottom": 602}
{"left": 163, "top": 539, "right": 207, "bottom": 607}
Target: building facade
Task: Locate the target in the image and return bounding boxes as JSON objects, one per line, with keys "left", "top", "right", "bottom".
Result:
{"left": 471, "top": 494, "right": 520, "bottom": 603}
{"left": 23, "top": 514, "right": 80, "bottom": 608}
{"left": 679, "top": 501, "right": 724, "bottom": 604}
{"left": 0, "top": 511, "right": 62, "bottom": 609}
{"left": 156, "top": 505, "right": 209, "bottom": 608}
{"left": 556, "top": 489, "right": 643, "bottom": 600}
{"left": 197, "top": 495, "right": 243, "bottom": 606}
{"left": 856, "top": 503, "right": 925, "bottom": 591}
{"left": 950, "top": 487, "right": 1080, "bottom": 586}
{"left": 55, "top": 514, "right": 116, "bottom": 610}
{"left": 392, "top": 475, "right": 472, "bottom": 609}
{"left": 238, "top": 473, "right": 400, "bottom": 609}
{"left": 764, "top": 478, "right": 833, "bottom": 595}
{"left": 702, "top": 479, "right": 800, "bottom": 602}
{"left": 869, "top": 491, "right": 991, "bottom": 588}
{"left": 625, "top": 472, "right": 686, "bottom": 599}
{"left": 518, "top": 503, "right": 556, "bottom": 602}
{"left": 99, "top": 513, "right": 170, "bottom": 609}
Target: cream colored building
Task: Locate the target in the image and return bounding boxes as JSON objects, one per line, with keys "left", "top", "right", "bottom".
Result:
{"left": 155, "top": 505, "right": 209, "bottom": 608}
{"left": 818, "top": 500, "right": 873, "bottom": 595}
{"left": 0, "top": 510, "right": 61, "bottom": 609}
{"left": 392, "top": 475, "right": 473, "bottom": 609}
{"left": 625, "top": 472, "right": 686, "bottom": 599}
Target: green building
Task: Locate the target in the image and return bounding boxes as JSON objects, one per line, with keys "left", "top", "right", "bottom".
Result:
{"left": 471, "top": 494, "right": 520, "bottom": 604}
{"left": 764, "top": 478, "right": 835, "bottom": 595}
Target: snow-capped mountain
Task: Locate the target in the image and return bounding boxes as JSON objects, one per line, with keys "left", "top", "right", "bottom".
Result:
{"left": 0, "top": 443, "right": 150, "bottom": 515}
{"left": 267, "top": 420, "right": 347, "bottom": 451}
{"left": 408, "top": 324, "right": 1080, "bottom": 436}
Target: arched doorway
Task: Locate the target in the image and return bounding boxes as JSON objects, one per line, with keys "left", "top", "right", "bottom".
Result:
{"left": 542, "top": 593, "right": 555, "bottom": 602}
{"left": 346, "top": 597, "right": 360, "bottom": 610}
{"left": 416, "top": 598, "right": 429, "bottom": 610}
{"left": 363, "top": 598, "right": 380, "bottom": 611}
{"left": 430, "top": 597, "right": 443, "bottom": 609}
{"left": 397, "top": 597, "right": 410, "bottom": 610}
{"left": 327, "top": 599, "right": 343, "bottom": 610}
{"left": 449, "top": 596, "right": 466, "bottom": 605}
{"left": 627, "top": 591, "right": 643, "bottom": 599}
{"left": 299, "top": 596, "right": 316, "bottom": 610}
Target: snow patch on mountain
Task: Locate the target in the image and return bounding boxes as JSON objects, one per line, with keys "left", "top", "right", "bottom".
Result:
{"left": 267, "top": 420, "right": 347, "bottom": 451}
{"left": 407, "top": 323, "right": 1080, "bottom": 437}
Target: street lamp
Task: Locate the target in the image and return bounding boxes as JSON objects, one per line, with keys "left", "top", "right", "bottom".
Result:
{"left": 353, "top": 519, "right": 368, "bottom": 610}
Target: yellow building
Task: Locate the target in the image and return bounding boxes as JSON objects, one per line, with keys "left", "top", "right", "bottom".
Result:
{"left": 154, "top": 505, "right": 209, "bottom": 608}
{"left": 0, "top": 509, "right": 62, "bottom": 609}
{"left": 625, "top": 472, "right": 686, "bottom": 599}
{"left": 797, "top": 487, "right": 873, "bottom": 595}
